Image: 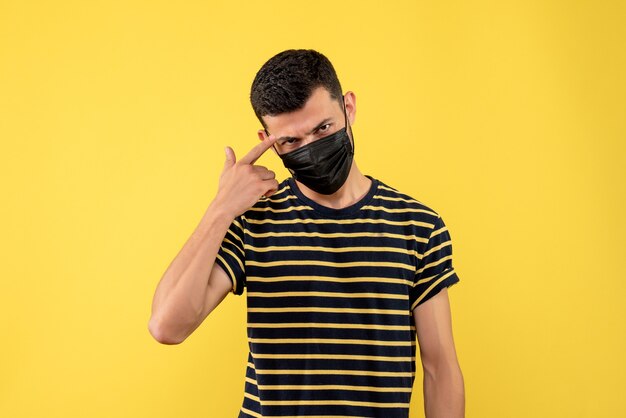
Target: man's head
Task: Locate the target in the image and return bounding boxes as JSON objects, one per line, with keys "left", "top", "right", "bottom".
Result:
{"left": 251, "top": 49, "right": 356, "bottom": 155}
{"left": 250, "top": 49, "right": 344, "bottom": 130}
{"left": 250, "top": 49, "right": 357, "bottom": 195}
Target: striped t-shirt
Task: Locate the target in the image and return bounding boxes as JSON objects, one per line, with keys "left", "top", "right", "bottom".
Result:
{"left": 215, "top": 175, "right": 460, "bottom": 418}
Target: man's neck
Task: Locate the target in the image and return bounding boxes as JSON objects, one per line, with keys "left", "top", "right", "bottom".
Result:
{"left": 294, "top": 161, "right": 372, "bottom": 210}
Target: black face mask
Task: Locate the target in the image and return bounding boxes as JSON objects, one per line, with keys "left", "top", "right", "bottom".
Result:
{"left": 274, "top": 101, "right": 354, "bottom": 195}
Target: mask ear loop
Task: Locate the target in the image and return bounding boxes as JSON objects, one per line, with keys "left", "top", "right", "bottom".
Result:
{"left": 343, "top": 96, "right": 354, "bottom": 154}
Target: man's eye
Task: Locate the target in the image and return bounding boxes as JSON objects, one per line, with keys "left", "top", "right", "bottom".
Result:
{"left": 318, "top": 124, "right": 331, "bottom": 132}
{"left": 285, "top": 138, "right": 297, "bottom": 144}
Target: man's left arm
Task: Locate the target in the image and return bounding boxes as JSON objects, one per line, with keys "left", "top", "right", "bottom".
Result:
{"left": 414, "top": 287, "right": 465, "bottom": 418}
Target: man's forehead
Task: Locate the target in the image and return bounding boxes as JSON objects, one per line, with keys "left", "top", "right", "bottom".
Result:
{"left": 263, "top": 87, "right": 343, "bottom": 134}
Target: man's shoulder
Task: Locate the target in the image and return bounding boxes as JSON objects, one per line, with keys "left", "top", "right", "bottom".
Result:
{"left": 372, "top": 177, "right": 440, "bottom": 218}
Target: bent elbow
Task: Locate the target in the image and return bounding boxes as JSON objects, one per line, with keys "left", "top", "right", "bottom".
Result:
{"left": 148, "top": 315, "right": 185, "bottom": 345}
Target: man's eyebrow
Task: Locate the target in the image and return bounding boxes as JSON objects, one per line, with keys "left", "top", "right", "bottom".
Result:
{"left": 275, "top": 118, "right": 333, "bottom": 143}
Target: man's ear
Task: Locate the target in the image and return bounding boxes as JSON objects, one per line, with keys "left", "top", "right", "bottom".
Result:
{"left": 344, "top": 91, "right": 356, "bottom": 126}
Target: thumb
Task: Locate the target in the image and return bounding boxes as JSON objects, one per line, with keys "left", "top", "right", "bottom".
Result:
{"left": 224, "top": 146, "right": 236, "bottom": 168}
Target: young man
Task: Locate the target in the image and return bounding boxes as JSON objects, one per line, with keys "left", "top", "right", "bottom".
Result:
{"left": 149, "top": 49, "right": 464, "bottom": 418}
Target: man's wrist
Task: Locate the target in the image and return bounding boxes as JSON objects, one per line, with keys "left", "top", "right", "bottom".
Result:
{"left": 205, "top": 196, "right": 238, "bottom": 225}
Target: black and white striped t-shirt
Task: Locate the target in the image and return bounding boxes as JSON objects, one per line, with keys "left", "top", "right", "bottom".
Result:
{"left": 215, "top": 175, "right": 460, "bottom": 418}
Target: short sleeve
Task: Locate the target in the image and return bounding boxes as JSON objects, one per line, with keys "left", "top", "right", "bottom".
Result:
{"left": 409, "top": 214, "right": 460, "bottom": 311}
{"left": 214, "top": 216, "right": 246, "bottom": 295}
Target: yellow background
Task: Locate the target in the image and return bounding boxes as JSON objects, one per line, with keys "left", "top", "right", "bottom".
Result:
{"left": 1, "top": 1, "right": 624, "bottom": 417}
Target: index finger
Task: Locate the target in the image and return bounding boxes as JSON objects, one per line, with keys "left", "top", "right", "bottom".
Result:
{"left": 239, "top": 135, "right": 277, "bottom": 165}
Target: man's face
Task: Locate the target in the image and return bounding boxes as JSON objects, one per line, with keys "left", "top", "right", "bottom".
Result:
{"left": 258, "top": 86, "right": 356, "bottom": 156}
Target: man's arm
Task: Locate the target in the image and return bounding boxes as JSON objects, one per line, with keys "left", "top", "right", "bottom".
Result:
{"left": 148, "top": 205, "right": 236, "bottom": 345}
{"left": 148, "top": 136, "right": 278, "bottom": 345}
{"left": 414, "top": 288, "right": 465, "bottom": 418}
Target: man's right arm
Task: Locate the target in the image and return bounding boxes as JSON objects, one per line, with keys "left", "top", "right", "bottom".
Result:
{"left": 147, "top": 136, "right": 278, "bottom": 345}
{"left": 148, "top": 204, "right": 236, "bottom": 345}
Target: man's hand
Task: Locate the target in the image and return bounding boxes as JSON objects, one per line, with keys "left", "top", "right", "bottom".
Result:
{"left": 214, "top": 135, "right": 279, "bottom": 219}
